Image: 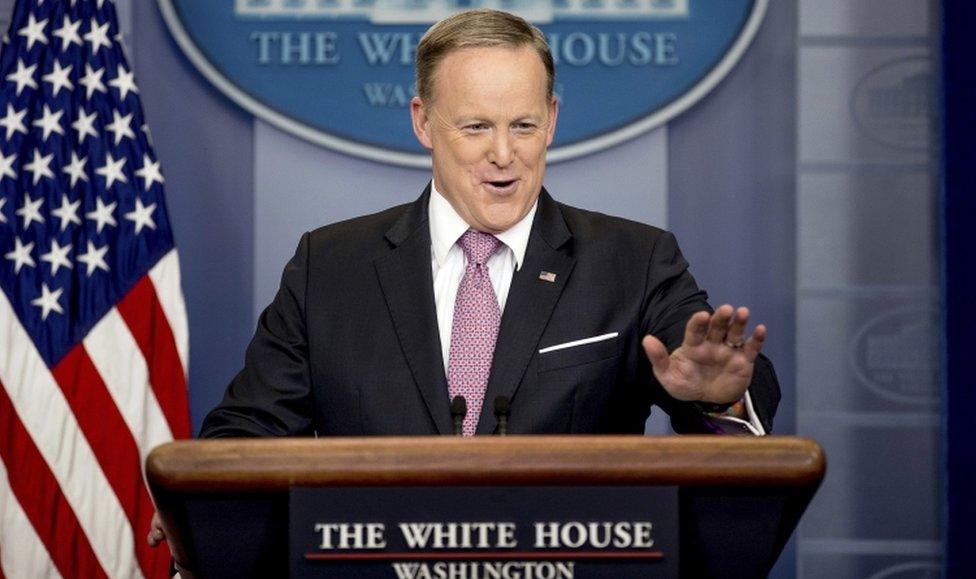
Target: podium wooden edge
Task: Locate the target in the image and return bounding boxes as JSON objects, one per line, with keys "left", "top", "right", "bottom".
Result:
{"left": 147, "top": 435, "right": 825, "bottom": 490}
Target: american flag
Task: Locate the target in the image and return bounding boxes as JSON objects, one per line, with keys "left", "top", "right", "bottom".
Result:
{"left": 0, "top": 1, "right": 189, "bottom": 577}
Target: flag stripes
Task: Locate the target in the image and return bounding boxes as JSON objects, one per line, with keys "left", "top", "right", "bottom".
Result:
{"left": 85, "top": 308, "right": 175, "bottom": 461}
{"left": 116, "top": 274, "right": 190, "bottom": 439}
{"left": 148, "top": 251, "right": 189, "bottom": 376}
{"left": 0, "top": 379, "right": 104, "bottom": 579}
{"left": 0, "top": 290, "right": 143, "bottom": 578}
{"left": 51, "top": 346, "right": 168, "bottom": 579}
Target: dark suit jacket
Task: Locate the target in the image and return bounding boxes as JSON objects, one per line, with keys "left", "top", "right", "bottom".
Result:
{"left": 200, "top": 187, "right": 779, "bottom": 437}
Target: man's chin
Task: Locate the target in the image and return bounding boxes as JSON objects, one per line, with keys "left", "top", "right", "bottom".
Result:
{"left": 472, "top": 205, "right": 533, "bottom": 234}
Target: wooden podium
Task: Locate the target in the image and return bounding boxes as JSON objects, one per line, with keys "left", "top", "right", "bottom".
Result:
{"left": 147, "top": 436, "right": 824, "bottom": 578}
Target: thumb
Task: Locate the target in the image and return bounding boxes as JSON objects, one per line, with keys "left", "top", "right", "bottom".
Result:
{"left": 642, "top": 334, "right": 670, "bottom": 377}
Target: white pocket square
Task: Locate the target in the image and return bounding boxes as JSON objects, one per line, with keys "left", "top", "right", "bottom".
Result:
{"left": 538, "top": 332, "right": 618, "bottom": 354}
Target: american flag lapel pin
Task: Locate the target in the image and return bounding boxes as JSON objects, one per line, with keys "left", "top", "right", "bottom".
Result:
{"left": 538, "top": 271, "right": 557, "bottom": 283}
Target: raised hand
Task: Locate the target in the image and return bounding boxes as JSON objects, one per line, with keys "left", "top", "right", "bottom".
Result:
{"left": 641, "top": 305, "right": 766, "bottom": 405}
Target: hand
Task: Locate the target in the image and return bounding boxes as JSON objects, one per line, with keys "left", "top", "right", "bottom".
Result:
{"left": 147, "top": 511, "right": 166, "bottom": 548}
{"left": 641, "top": 305, "right": 766, "bottom": 405}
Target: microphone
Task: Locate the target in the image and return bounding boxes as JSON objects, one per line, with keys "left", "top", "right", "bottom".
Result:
{"left": 494, "top": 395, "right": 511, "bottom": 436}
{"left": 450, "top": 396, "right": 467, "bottom": 436}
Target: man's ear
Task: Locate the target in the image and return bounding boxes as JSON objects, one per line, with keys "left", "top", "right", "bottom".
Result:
{"left": 410, "top": 97, "right": 433, "bottom": 150}
{"left": 545, "top": 96, "right": 559, "bottom": 147}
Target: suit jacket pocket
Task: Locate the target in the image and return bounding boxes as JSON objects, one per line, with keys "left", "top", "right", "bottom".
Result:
{"left": 537, "top": 335, "right": 619, "bottom": 373}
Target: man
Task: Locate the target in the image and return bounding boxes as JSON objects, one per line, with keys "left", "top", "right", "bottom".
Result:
{"left": 199, "top": 9, "right": 778, "bottom": 438}
{"left": 150, "top": 6, "right": 779, "bottom": 548}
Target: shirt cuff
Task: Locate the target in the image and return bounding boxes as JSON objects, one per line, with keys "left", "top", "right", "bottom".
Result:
{"left": 701, "top": 390, "right": 765, "bottom": 436}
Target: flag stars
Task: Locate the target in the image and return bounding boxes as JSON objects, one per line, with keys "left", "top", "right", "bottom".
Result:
{"left": 86, "top": 196, "right": 117, "bottom": 233}
{"left": 0, "top": 150, "right": 16, "bottom": 182}
{"left": 96, "top": 152, "right": 127, "bottom": 189}
{"left": 52, "top": 14, "right": 82, "bottom": 49}
{"left": 84, "top": 18, "right": 111, "bottom": 54}
{"left": 31, "top": 283, "right": 64, "bottom": 320}
{"left": 105, "top": 110, "right": 134, "bottom": 145}
{"left": 15, "top": 193, "right": 44, "bottom": 228}
{"left": 6, "top": 59, "right": 38, "bottom": 96}
{"left": 109, "top": 66, "right": 138, "bottom": 100}
{"left": 40, "top": 239, "right": 72, "bottom": 275}
{"left": 77, "top": 240, "right": 109, "bottom": 276}
{"left": 0, "top": 196, "right": 7, "bottom": 224}
{"left": 79, "top": 63, "right": 106, "bottom": 100}
{"left": 62, "top": 151, "right": 88, "bottom": 188}
{"left": 51, "top": 194, "right": 81, "bottom": 231}
{"left": 72, "top": 108, "right": 98, "bottom": 143}
{"left": 23, "top": 149, "right": 54, "bottom": 184}
{"left": 125, "top": 198, "right": 157, "bottom": 234}
{"left": 42, "top": 60, "right": 73, "bottom": 97}
{"left": 17, "top": 13, "right": 48, "bottom": 50}
{"left": 135, "top": 154, "right": 164, "bottom": 190}
{"left": 32, "top": 104, "right": 65, "bottom": 141}
{"left": 4, "top": 237, "right": 35, "bottom": 273}
{"left": 0, "top": 104, "right": 28, "bottom": 140}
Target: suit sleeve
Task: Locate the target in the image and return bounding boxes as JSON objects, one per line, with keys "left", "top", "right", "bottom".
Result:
{"left": 199, "top": 233, "right": 315, "bottom": 438}
{"left": 638, "top": 231, "right": 781, "bottom": 434}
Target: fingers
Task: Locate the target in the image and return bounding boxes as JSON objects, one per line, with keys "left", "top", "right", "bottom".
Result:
{"left": 681, "top": 305, "right": 765, "bottom": 351}
{"left": 682, "top": 311, "right": 711, "bottom": 347}
{"left": 147, "top": 512, "right": 165, "bottom": 547}
{"left": 642, "top": 334, "right": 670, "bottom": 377}
{"left": 705, "top": 305, "right": 734, "bottom": 343}
{"left": 743, "top": 323, "right": 767, "bottom": 360}
{"left": 689, "top": 305, "right": 762, "bottom": 353}
{"left": 725, "top": 307, "right": 750, "bottom": 346}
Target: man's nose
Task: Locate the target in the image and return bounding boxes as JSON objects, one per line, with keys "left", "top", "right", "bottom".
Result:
{"left": 488, "top": 131, "right": 514, "bottom": 167}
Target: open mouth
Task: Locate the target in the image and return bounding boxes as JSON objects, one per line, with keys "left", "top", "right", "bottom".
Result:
{"left": 484, "top": 179, "right": 519, "bottom": 193}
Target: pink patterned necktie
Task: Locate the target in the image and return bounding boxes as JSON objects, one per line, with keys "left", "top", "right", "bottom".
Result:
{"left": 448, "top": 229, "right": 503, "bottom": 436}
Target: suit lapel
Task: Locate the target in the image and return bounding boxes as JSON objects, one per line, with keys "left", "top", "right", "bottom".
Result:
{"left": 476, "top": 190, "right": 576, "bottom": 434}
{"left": 373, "top": 187, "right": 453, "bottom": 435}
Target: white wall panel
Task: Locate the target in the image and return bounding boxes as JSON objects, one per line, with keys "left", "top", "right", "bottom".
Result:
{"left": 798, "top": 171, "right": 937, "bottom": 289}
{"left": 799, "top": 420, "right": 940, "bottom": 541}
{"left": 795, "top": 0, "right": 941, "bottom": 575}
{"left": 799, "top": 47, "right": 934, "bottom": 166}
{"left": 800, "top": 0, "right": 932, "bottom": 38}
{"left": 796, "top": 293, "right": 938, "bottom": 414}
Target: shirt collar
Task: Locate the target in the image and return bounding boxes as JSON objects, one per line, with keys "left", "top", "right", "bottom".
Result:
{"left": 428, "top": 180, "right": 537, "bottom": 271}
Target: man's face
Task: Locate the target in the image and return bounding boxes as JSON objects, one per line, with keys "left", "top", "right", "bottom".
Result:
{"left": 411, "top": 45, "right": 558, "bottom": 234}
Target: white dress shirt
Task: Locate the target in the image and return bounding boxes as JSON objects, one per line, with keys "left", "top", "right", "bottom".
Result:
{"left": 427, "top": 183, "right": 764, "bottom": 435}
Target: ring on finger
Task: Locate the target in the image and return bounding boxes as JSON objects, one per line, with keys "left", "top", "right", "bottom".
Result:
{"left": 725, "top": 340, "right": 745, "bottom": 349}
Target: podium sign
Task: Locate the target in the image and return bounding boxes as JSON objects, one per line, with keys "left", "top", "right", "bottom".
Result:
{"left": 290, "top": 486, "right": 679, "bottom": 578}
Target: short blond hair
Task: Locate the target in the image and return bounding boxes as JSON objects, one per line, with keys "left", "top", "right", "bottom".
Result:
{"left": 415, "top": 9, "right": 555, "bottom": 104}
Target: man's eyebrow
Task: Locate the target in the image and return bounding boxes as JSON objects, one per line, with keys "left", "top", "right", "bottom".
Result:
{"left": 429, "top": 107, "right": 471, "bottom": 127}
{"left": 452, "top": 116, "right": 494, "bottom": 127}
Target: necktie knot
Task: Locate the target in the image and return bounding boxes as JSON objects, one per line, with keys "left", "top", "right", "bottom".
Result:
{"left": 458, "top": 229, "right": 501, "bottom": 266}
